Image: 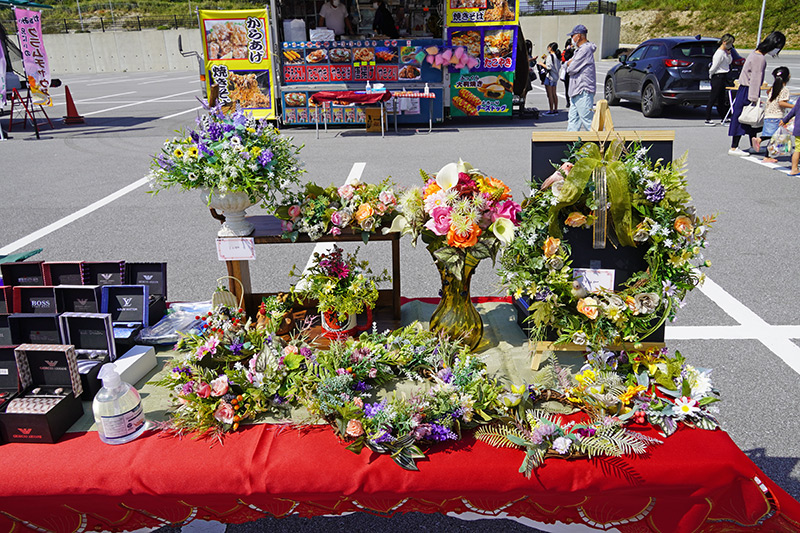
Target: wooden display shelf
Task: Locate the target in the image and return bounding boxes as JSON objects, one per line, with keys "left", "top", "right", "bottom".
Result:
{"left": 222, "top": 215, "right": 401, "bottom": 319}
{"left": 530, "top": 341, "right": 667, "bottom": 370}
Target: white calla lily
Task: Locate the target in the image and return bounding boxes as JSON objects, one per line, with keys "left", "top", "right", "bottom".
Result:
{"left": 382, "top": 214, "right": 409, "bottom": 234}
{"left": 457, "top": 158, "right": 473, "bottom": 173}
{"left": 490, "top": 217, "right": 515, "bottom": 245}
{"left": 436, "top": 162, "right": 460, "bottom": 190}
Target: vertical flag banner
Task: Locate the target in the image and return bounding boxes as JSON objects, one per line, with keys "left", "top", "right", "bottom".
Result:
{"left": 15, "top": 8, "right": 51, "bottom": 106}
{"left": 200, "top": 8, "right": 276, "bottom": 120}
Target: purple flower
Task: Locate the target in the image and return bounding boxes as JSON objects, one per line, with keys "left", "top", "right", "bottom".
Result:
{"left": 371, "top": 430, "right": 393, "bottom": 444}
{"left": 427, "top": 423, "right": 458, "bottom": 442}
{"left": 258, "top": 149, "right": 274, "bottom": 166}
{"left": 207, "top": 122, "right": 223, "bottom": 141}
{"left": 197, "top": 142, "right": 213, "bottom": 158}
{"left": 180, "top": 381, "right": 195, "bottom": 395}
{"left": 222, "top": 123, "right": 235, "bottom": 133}
{"left": 534, "top": 288, "right": 553, "bottom": 302}
{"left": 644, "top": 181, "right": 666, "bottom": 203}
{"left": 229, "top": 339, "right": 244, "bottom": 355}
{"left": 364, "top": 400, "right": 386, "bottom": 418}
{"left": 575, "top": 427, "right": 596, "bottom": 439}
{"left": 273, "top": 394, "right": 286, "bottom": 405}
{"left": 437, "top": 367, "right": 453, "bottom": 383}
{"left": 157, "top": 153, "right": 174, "bottom": 170}
{"left": 232, "top": 111, "right": 248, "bottom": 127}
{"left": 352, "top": 381, "right": 372, "bottom": 392}
{"left": 189, "top": 130, "right": 200, "bottom": 143}
{"left": 530, "top": 423, "right": 557, "bottom": 445}
{"left": 351, "top": 347, "right": 370, "bottom": 363}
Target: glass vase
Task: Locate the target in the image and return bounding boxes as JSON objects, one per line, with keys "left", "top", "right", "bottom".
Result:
{"left": 429, "top": 252, "right": 483, "bottom": 350}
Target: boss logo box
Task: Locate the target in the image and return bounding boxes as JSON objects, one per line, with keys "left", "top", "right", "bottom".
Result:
{"left": 0, "top": 344, "right": 84, "bottom": 444}
{"left": 12, "top": 286, "right": 56, "bottom": 314}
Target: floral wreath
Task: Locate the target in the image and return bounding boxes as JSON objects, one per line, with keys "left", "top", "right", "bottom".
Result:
{"left": 499, "top": 141, "right": 715, "bottom": 349}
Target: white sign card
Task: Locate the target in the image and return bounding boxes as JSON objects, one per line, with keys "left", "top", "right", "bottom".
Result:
{"left": 216, "top": 238, "right": 256, "bottom": 261}
{"left": 573, "top": 268, "right": 615, "bottom": 294}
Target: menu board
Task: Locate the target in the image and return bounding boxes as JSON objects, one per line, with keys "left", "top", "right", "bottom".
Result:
{"left": 282, "top": 95, "right": 366, "bottom": 125}
{"left": 447, "top": 26, "right": 517, "bottom": 73}
{"left": 200, "top": 8, "right": 276, "bottom": 120}
{"left": 446, "top": 0, "right": 519, "bottom": 26}
{"left": 281, "top": 39, "right": 444, "bottom": 85}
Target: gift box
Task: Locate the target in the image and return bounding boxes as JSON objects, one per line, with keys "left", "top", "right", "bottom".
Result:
{"left": 0, "top": 316, "right": 10, "bottom": 346}
{"left": 0, "top": 286, "right": 12, "bottom": 314}
{"left": 82, "top": 261, "right": 125, "bottom": 287}
{"left": 43, "top": 262, "right": 84, "bottom": 286}
{"left": 0, "top": 344, "right": 84, "bottom": 443}
{"left": 59, "top": 312, "right": 116, "bottom": 400}
{"left": 114, "top": 345, "right": 157, "bottom": 387}
{"left": 8, "top": 314, "right": 63, "bottom": 345}
{"left": 0, "top": 262, "right": 44, "bottom": 287}
{"left": 101, "top": 286, "right": 148, "bottom": 352}
{"left": 125, "top": 264, "right": 168, "bottom": 325}
{"left": 55, "top": 285, "right": 102, "bottom": 313}
{"left": 12, "top": 286, "right": 56, "bottom": 314}
{"left": 0, "top": 346, "right": 22, "bottom": 442}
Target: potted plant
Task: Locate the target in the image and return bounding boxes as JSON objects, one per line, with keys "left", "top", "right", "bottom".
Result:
{"left": 147, "top": 105, "right": 305, "bottom": 236}
{"left": 290, "top": 245, "right": 390, "bottom": 340}
{"left": 255, "top": 294, "right": 295, "bottom": 336}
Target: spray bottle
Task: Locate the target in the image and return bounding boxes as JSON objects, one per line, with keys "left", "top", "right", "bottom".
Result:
{"left": 92, "top": 363, "right": 146, "bottom": 445}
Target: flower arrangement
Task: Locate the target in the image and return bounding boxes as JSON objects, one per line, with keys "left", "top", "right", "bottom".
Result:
{"left": 147, "top": 105, "right": 305, "bottom": 207}
{"left": 290, "top": 245, "right": 390, "bottom": 322}
{"left": 389, "top": 160, "right": 520, "bottom": 279}
{"left": 498, "top": 142, "right": 714, "bottom": 349}
{"left": 275, "top": 178, "right": 399, "bottom": 242}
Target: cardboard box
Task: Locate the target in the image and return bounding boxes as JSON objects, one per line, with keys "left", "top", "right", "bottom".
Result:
{"left": 365, "top": 107, "right": 387, "bottom": 132}
{"left": 0, "top": 286, "right": 12, "bottom": 314}
{"left": 55, "top": 285, "right": 102, "bottom": 313}
{"left": 8, "top": 314, "right": 63, "bottom": 345}
{"left": 0, "top": 344, "right": 84, "bottom": 443}
{"left": 0, "top": 316, "right": 11, "bottom": 346}
{"left": 43, "top": 262, "right": 84, "bottom": 286}
{"left": 114, "top": 345, "right": 157, "bottom": 387}
{"left": 12, "top": 286, "right": 56, "bottom": 314}
{"left": 82, "top": 261, "right": 125, "bottom": 287}
{"left": 0, "top": 262, "right": 44, "bottom": 287}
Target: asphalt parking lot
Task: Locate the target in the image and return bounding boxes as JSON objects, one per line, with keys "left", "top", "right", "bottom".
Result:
{"left": 2, "top": 53, "right": 800, "bottom": 532}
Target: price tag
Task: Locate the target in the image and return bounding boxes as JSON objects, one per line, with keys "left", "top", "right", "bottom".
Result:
{"left": 216, "top": 238, "right": 256, "bottom": 261}
{"left": 573, "top": 268, "right": 616, "bottom": 293}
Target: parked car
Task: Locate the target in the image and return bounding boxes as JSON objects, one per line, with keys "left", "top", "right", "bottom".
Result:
{"left": 604, "top": 36, "right": 744, "bottom": 117}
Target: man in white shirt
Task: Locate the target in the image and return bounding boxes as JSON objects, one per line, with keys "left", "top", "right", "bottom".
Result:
{"left": 319, "top": 0, "right": 353, "bottom": 37}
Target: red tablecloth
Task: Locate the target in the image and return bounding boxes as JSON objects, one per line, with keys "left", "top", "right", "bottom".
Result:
{"left": 310, "top": 90, "right": 392, "bottom": 105}
{"left": 1, "top": 424, "right": 799, "bottom": 532}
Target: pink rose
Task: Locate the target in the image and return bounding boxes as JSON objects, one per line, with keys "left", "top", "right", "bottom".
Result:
{"left": 214, "top": 402, "right": 235, "bottom": 425}
{"left": 280, "top": 220, "right": 293, "bottom": 232}
{"left": 330, "top": 227, "right": 342, "bottom": 236}
{"left": 210, "top": 375, "right": 229, "bottom": 397}
{"left": 330, "top": 210, "right": 345, "bottom": 227}
{"left": 368, "top": 368, "right": 377, "bottom": 378}
{"left": 353, "top": 397, "right": 364, "bottom": 408}
{"left": 346, "top": 419, "right": 364, "bottom": 437}
{"left": 287, "top": 205, "right": 301, "bottom": 219}
{"left": 491, "top": 200, "right": 522, "bottom": 225}
{"left": 423, "top": 205, "right": 452, "bottom": 236}
{"left": 338, "top": 184, "right": 355, "bottom": 200}
{"left": 379, "top": 190, "right": 396, "bottom": 206}
{"left": 376, "top": 202, "right": 387, "bottom": 215}
{"left": 196, "top": 382, "right": 211, "bottom": 399}
{"left": 283, "top": 345, "right": 299, "bottom": 356}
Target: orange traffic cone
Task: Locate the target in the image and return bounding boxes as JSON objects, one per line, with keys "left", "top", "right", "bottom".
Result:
{"left": 62, "top": 85, "right": 84, "bottom": 124}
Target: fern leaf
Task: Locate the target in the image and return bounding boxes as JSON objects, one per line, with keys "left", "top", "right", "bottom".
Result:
{"left": 475, "top": 424, "right": 528, "bottom": 449}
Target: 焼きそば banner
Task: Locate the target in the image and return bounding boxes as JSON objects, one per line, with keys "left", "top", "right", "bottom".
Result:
{"left": 200, "top": 8, "right": 276, "bottom": 120}
{"left": 15, "top": 8, "right": 51, "bottom": 106}
{"left": 446, "top": 0, "right": 519, "bottom": 27}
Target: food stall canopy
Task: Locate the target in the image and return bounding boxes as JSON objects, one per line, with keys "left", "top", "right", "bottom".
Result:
{"left": 0, "top": 0, "right": 53, "bottom": 9}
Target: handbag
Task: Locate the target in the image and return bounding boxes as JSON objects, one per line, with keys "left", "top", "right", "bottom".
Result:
{"left": 738, "top": 99, "right": 765, "bottom": 127}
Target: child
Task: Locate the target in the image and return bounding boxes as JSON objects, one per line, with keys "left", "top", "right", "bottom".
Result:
{"left": 760, "top": 66, "right": 793, "bottom": 163}
{"left": 779, "top": 97, "right": 800, "bottom": 176}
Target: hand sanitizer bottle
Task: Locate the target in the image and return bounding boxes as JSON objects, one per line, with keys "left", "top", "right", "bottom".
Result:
{"left": 424, "top": 83, "right": 429, "bottom": 94}
{"left": 366, "top": 80, "right": 372, "bottom": 93}
{"left": 92, "top": 363, "right": 146, "bottom": 445}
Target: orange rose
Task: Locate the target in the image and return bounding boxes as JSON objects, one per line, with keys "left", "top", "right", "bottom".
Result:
{"left": 565, "top": 212, "right": 588, "bottom": 227}
{"left": 577, "top": 297, "right": 599, "bottom": 320}
{"left": 674, "top": 216, "right": 694, "bottom": 236}
{"left": 424, "top": 180, "right": 442, "bottom": 198}
{"left": 354, "top": 203, "right": 374, "bottom": 223}
{"left": 543, "top": 236, "right": 561, "bottom": 258}
{"left": 484, "top": 177, "right": 511, "bottom": 201}
{"left": 345, "top": 419, "right": 364, "bottom": 437}
{"left": 447, "top": 223, "right": 482, "bottom": 248}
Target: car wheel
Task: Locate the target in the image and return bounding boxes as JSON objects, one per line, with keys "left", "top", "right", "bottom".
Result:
{"left": 641, "top": 83, "right": 663, "bottom": 117}
{"left": 604, "top": 77, "right": 620, "bottom": 105}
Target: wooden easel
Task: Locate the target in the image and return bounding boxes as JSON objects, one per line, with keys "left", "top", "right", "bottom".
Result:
{"left": 528, "top": 104, "right": 669, "bottom": 370}
{"left": 8, "top": 88, "right": 54, "bottom": 139}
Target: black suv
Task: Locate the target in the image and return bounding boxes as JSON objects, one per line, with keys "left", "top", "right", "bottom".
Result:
{"left": 604, "top": 36, "right": 744, "bottom": 117}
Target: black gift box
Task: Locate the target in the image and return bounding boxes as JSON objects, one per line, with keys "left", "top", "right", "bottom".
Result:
{"left": 126, "top": 263, "right": 167, "bottom": 298}
{"left": 0, "top": 262, "right": 44, "bottom": 287}
{"left": 0, "top": 316, "right": 11, "bottom": 345}
{"left": 82, "top": 261, "right": 125, "bottom": 287}
{"left": 8, "top": 314, "right": 63, "bottom": 345}
{"left": 12, "top": 286, "right": 56, "bottom": 314}
{"left": 59, "top": 313, "right": 115, "bottom": 399}
{"left": 102, "top": 286, "right": 148, "bottom": 351}
{"left": 0, "top": 346, "right": 21, "bottom": 440}
{"left": 0, "top": 344, "right": 84, "bottom": 444}
{"left": 43, "top": 262, "right": 84, "bottom": 286}
{"left": 55, "top": 285, "right": 102, "bottom": 313}
{"left": 0, "top": 286, "right": 12, "bottom": 314}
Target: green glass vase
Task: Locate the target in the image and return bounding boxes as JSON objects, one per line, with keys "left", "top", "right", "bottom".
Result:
{"left": 429, "top": 252, "right": 483, "bottom": 350}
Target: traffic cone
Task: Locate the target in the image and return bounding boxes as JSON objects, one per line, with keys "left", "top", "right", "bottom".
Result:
{"left": 62, "top": 85, "right": 84, "bottom": 124}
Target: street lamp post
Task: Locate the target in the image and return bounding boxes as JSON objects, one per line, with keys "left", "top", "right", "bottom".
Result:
{"left": 76, "top": 0, "right": 84, "bottom": 31}
{"left": 756, "top": 0, "right": 766, "bottom": 46}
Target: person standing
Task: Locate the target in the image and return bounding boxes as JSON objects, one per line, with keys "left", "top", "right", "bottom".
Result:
{"left": 562, "top": 39, "right": 574, "bottom": 108}
{"left": 565, "top": 24, "right": 596, "bottom": 131}
{"left": 537, "top": 42, "right": 561, "bottom": 115}
{"left": 373, "top": 1, "right": 399, "bottom": 39}
{"left": 779, "top": 96, "right": 800, "bottom": 175}
{"left": 760, "top": 66, "right": 793, "bottom": 163}
{"left": 705, "top": 33, "right": 735, "bottom": 126}
{"left": 728, "top": 31, "right": 786, "bottom": 156}
{"left": 319, "top": 0, "right": 353, "bottom": 37}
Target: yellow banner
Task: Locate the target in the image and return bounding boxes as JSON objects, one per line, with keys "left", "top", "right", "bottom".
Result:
{"left": 200, "top": 8, "right": 276, "bottom": 120}
{"left": 446, "top": 0, "right": 519, "bottom": 27}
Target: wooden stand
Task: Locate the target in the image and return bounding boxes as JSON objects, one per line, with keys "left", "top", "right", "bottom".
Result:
{"left": 222, "top": 215, "right": 402, "bottom": 324}
{"left": 7, "top": 88, "right": 53, "bottom": 140}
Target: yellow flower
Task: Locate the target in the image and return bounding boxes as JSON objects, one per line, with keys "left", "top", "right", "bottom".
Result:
{"left": 251, "top": 146, "right": 262, "bottom": 156}
{"left": 575, "top": 369, "right": 596, "bottom": 385}
{"left": 543, "top": 236, "right": 560, "bottom": 258}
{"left": 577, "top": 297, "right": 599, "bottom": 320}
{"left": 565, "top": 212, "right": 588, "bottom": 227}
{"left": 247, "top": 127, "right": 256, "bottom": 133}
{"left": 187, "top": 146, "right": 199, "bottom": 158}
{"left": 173, "top": 148, "right": 184, "bottom": 158}
{"left": 619, "top": 385, "right": 646, "bottom": 405}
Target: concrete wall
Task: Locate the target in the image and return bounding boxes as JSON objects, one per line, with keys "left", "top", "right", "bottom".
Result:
{"left": 520, "top": 14, "right": 620, "bottom": 61}
{"left": 44, "top": 29, "right": 204, "bottom": 74}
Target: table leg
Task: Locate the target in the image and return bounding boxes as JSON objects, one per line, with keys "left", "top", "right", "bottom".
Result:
{"left": 391, "top": 235, "right": 401, "bottom": 319}
{"left": 723, "top": 88, "right": 734, "bottom": 124}
{"left": 315, "top": 106, "right": 319, "bottom": 139}
{"left": 225, "top": 259, "right": 253, "bottom": 315}
{"left": 428, "top": 98, "right": 433, "bottom": 133}
{"left": 380, "top": 102, "right": 385, "bottom": 138}
{"left": 393, "top": 97, "right": 398, "bottom": 133}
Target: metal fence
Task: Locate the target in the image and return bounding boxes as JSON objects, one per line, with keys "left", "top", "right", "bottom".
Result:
{"left": 0, "top": 14, "right": 198, "bottom": 35}
{"left": 520, "top": 0, "right": 617, "bottom": 16}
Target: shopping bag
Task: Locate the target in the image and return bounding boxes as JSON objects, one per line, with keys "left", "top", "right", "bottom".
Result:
{"left": 767, "top": 125, "right": 794, "bottom": 158}
{"left": 739, "top": 99, "right": 765, "bottom": 127}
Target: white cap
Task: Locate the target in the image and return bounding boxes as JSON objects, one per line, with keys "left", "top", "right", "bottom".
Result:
{"left": 98, "top": 363, "right": 121, "bottom": 389}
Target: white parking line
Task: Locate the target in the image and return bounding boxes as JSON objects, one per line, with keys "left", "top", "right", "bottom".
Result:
{"left": 0, "top": 177, "right": 150, "bottom": 256}
{"left": 86, "top": 77, "right": 133, "bottom": 86}
{"left": 159, "top": 106, "right": 204, "bottom": 120}
{"left": 82, "top": 89, "right": 199, "bottom": 116}
{"left": 138, "top": 75, "right": 198, "bottom": 85}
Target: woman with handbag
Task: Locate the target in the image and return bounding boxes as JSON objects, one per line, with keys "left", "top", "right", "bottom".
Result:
{"left": 728, "top": 31, "right": 786, "bottom": 156}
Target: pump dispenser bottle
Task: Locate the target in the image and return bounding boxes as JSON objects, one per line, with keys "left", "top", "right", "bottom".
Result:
{"left": 92, "top": 363, "right": 146, "bottom": 444}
